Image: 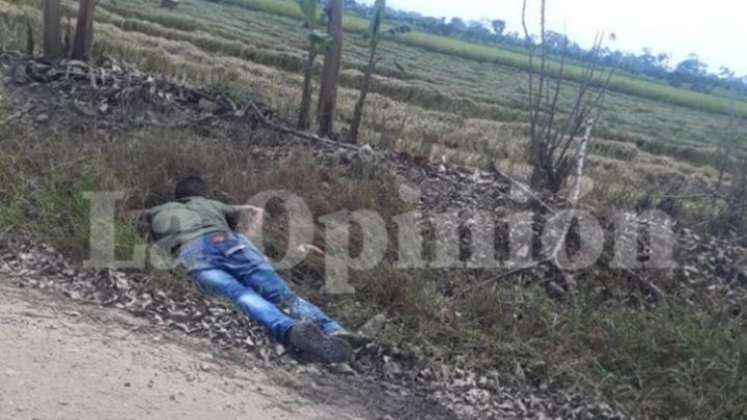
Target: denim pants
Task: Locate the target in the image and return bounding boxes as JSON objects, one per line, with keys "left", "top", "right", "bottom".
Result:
{"left": 177, "top": 231, "right": 344, "bottom": 344}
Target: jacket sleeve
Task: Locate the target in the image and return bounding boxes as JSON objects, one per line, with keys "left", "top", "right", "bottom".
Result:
{"left": 217, "top": 201, "right": 240, "bottom": 230}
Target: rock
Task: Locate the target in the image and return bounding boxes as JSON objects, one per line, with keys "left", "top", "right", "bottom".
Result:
{"left": 359, "top": 144, "right": 374, "bottom": 155}
{"left": 477, "top": 375, "right": 497, "bottom": 391}
{"left": 273, "top": 343, "right": 286, "bottom": 356}
{"left": 383, "top": 359, "right": 403, "bottom": 376}
{"left": 35, "top": 113, "right": 49, "bottom": 123}
{"left": 198, "top": 98, "right": 218, "bottom": 113}
{"left": 10, "top": 64, "right": 29, "bottom": 85}
{"left": 327, "top": 363, "right": 356, "bottom": 376}
{"left": 358, "top": 313, "right": 387, "bottom": 337}
{"left": 399, "top": 183, "right": 422, "bottom": 204}
{"left": 72, "top": 102, "right": 96, "bottom": 118}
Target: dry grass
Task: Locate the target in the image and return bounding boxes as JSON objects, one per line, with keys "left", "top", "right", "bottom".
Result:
{"left": 1, "top": 94, "right": 747, "bottom": 418}
{"left": 4, "top": 0, "right": 746, "bottom": 170}
{"left": 2, "top": 3, "right": 747, "bottom": 415}
{"left": 1, "top": 0, "right": 740, "bottom": 220}
{"left": 174, "top": 0, "right": 747, "bottom": 118}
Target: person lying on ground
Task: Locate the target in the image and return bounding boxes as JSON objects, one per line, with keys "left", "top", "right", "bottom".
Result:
{"left": 141, "top": 175, "right": 366, "bottom": 364}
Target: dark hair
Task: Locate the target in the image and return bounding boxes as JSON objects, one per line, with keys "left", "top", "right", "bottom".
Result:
{"left": 174, "top": 175, "right": 207, "bottom": 199}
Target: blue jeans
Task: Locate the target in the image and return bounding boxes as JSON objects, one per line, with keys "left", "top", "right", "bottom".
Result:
{"left": 177, "top": 231, "right": 344, "bottom": 345}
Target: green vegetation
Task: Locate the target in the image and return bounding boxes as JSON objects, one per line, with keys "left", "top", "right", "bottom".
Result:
{"left": 220, "top": 0, "right": 747, "bottom": 118}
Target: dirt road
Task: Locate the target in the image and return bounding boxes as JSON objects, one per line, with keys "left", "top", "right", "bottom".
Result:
{"left": 0, "top": 284, "right": 365, "bottom": 420}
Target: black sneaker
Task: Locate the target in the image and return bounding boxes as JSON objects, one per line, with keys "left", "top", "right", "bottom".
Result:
{"left": 288, "top": 322, "right": 352, "bottom": 364}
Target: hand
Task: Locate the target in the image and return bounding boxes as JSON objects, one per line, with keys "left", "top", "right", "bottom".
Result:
{"left": 232, "top": 206, "right": 265, "bottom": 238}
{"left": 232, "top": 205, "right": 264, "bottom": 214}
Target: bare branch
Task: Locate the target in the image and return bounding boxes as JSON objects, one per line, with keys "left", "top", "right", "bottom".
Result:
{"left": 249, "top": 101, "right": 358, "bottom": 151}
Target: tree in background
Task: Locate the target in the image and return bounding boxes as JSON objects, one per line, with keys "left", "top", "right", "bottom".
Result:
{"left": 70, "top": 0, "right": 96, "bottom": 61}
{"left": 42, "top": 0, "right": 63, "bottom": 59}
{"left": 675, "top": 54, "right": 708, "bottom": 78}
{"left": 316, "top": 0, "right": 343, "bottom": 137}
{"left": 465, "top": 20, "right": 492, "bottom": 43}
{"left": 655, "top": 52, "right": 671, "bottom": 70}
{"left": 448, "top": 17, "right": 466, "bottom": 35}
{"left": 670, "top": 54, "right": 713, "bottom": 92}
{"left": 491, "top": 19, "right": 506, "bottom": 37}
{"left": 348, "top": 2, "right": 410, "bottom": 143}
{"left": 342, "top": 0, "right": 744, "bottom": 98}
{"left": 296, "top": 0, "right": 329, "bottom": 130}
{"left": 521, "top": 0, "right": 614, "bottom": 192}
{"left": 348, "top": 0, "right": 385, "bottom": 143}
{"left": 719, "top": 66, "right": 735, "bottom": 80}
{"left": 25, "top": 18, "right": 34, "bottom": 56}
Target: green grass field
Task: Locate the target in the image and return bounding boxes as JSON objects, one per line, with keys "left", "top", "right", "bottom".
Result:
{"left": 223, "top": 0, "right": 747, "bottom": 118}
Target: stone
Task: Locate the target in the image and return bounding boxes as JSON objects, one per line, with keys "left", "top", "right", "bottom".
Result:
{"left": 358, "top": 313, "right": 387, "bottom": 337}
{"left": 198, "top": 98, "right": 218, "bottom": 113}
{"left": 327, "top": 363, "right": 356, "bottom": 375}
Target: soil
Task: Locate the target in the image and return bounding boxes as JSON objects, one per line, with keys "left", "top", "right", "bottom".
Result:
{"left": 0, "top": 281, "right": 368, "bottom": 420}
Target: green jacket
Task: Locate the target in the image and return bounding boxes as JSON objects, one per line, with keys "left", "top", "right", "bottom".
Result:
{"left": 146, "top": 196, "right": 234, "bottom": 254}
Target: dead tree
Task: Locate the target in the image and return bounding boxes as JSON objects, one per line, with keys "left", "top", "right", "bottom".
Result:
{"left": 296, "top": 0, "right": 328, "bottom": 130}
{"left": 316, "top": 0, "right": 343, "bottom": 137}
{"left": 71, "top": 0, "right": 96, "bottom": 61}
{"left": 25, "top": 19, "right": 34, "bottom": 56}
{"left": 42, "top": 0, "right": 63, "bottom": 59}
{"left": 522, "top": 0, "right": 613, "bottom": 193}
{"left": 715, "top": 101, "right": 740, "bottom": 190}
{"left": 349, "top": 11, "right": 410, "bottom": 143}
{"left": 349, "top": 0, "right": 385, "bottom": 143}
{"left": 710, "top": 125, "right": 747, "bottom": 236}
{"left": 63, "top": 16, "right": 73, "bottom": 55}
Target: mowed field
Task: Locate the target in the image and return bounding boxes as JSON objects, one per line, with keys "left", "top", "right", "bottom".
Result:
{"left": 2, "top": 0, "right": 746, "bottom": 204}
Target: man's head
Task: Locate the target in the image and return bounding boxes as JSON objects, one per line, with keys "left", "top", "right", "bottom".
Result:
{"left": 174, "top": 175, "right": 207, "bottom": 200}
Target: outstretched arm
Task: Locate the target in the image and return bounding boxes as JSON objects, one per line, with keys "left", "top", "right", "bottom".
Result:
{"left": 226, "top": 205, "right": 265, "bottom": 237}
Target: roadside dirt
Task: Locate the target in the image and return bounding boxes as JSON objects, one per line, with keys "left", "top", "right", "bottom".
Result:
{"left": 0, "top": 282, "right": 365, "bottom": 420}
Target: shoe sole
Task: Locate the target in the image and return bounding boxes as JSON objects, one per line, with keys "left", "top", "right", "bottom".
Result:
{"left": 290, "top": 323, "right": 352, "bottom": 364}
